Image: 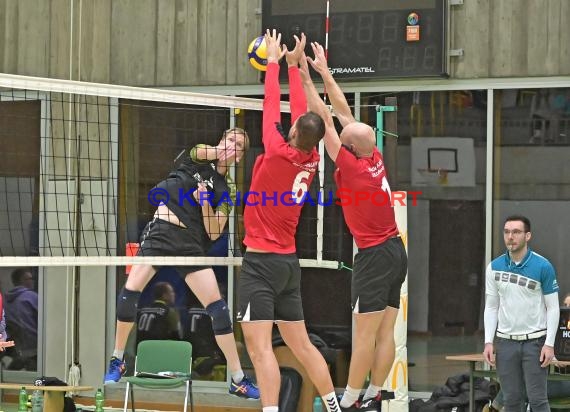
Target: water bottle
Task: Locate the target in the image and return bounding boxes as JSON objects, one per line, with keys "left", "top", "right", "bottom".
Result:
{"left": 313, "top": 396, "right": 323, "bottom": 412}
{"left": 31, "top": 389, "right": 43, "bottom": 412}
{"left": 95, "top": 388, "right": 105, "bottom": 412}
{"left": 17, "top": 387, "right": 27, "bottom": 412}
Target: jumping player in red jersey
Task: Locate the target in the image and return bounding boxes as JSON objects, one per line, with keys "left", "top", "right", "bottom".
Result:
{"left": 237, "top": 30, "right": 340, "bottom": 412}
{"left": 300, "top": 43, "right": 408, "bottom": 411}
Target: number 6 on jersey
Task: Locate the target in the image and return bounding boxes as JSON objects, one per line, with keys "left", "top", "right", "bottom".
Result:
{"left": 292, "top": 171, "right": 310, "bottom": 204}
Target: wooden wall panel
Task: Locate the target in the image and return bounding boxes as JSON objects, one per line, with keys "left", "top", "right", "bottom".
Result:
{"left": 451, "top": 0, "right": 490, "bottom": 78}
{"left": 198, "top": 0, "right": 227, "bottom": 84}
{"left": 507, "top": 0, "right": 528, "bottom": 77}
{"left": 16, "top": 0, "right": 50, "bottom": 77}
{"left": 544, "top": 0, "right": 562, "bottom": 75}
{"left": 79, "top": 0, "right": 112, "bottom": 83}
{"left": 49, "top": 0, "right": 72, "bottom": 79}
{"left": 224, "top": 0, "right": 239, "bottom": 85}
{"left": 173, "top": 0, "right": 199, "bottom": 85}
{"left": 2, "top": 0, "right": 570, "bottom": 85}
{"left": 232, "top": 0, "right": 261, "bottom": 85}
{"left": 0, "top": 1, "right": 5, "bottom": 71}
{"left": 490, "top": 0, "right": 518, "bottom": 76}
{"left": 561, "top": 1, "right": 570, "bottom": 70}
{"left": 110, "top": 0, "right": 157, "bottom": 86}
{"left": 3, "top": 0, "right": 20, "bottom": 74}
{"left": 451, "top": 0, "right": 570, "bottom": 78}
{"left": 155, "top": 0, "right": 176, "bottom": 85}
{"left": 527, "top": 0, "right": 549, "bottom": 76}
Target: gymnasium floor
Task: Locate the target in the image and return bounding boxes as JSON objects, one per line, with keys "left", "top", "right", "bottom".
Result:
{"left": 407, "top": 334, "right": 482, "bottom": 393}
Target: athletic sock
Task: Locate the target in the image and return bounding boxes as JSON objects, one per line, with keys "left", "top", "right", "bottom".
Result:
{"left": 340, "top": 386, "right": 361, "bottom": 408}
{"left": 112, "top": 349, "right": 124, "bottom": 360}
{"left": 363, "top": 384, "right": 382, "bottom": 401}
{"left": 231, "top": 369, "right": 245, "bottom": 384}
{"left": 323, "top": 391, "right": 341, "bottom": 412}
{"left": 262, "top": 407, "right": 278, "bottom": 412}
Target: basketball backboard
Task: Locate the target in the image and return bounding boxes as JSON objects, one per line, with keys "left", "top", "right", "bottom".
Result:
{"left": 411, "top": 137, "right": 476, "bottom": 187}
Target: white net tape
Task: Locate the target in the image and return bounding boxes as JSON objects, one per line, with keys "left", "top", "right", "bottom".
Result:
{"left": 0, "top": 256, "right": 339, "bottom": 268}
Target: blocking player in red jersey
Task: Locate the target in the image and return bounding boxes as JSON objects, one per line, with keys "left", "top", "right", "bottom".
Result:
{"left": 237, "top": 30, "right": 340, "bottom": 412}
{"left": 300, "top": 43, "right": 408, "bottom": 411}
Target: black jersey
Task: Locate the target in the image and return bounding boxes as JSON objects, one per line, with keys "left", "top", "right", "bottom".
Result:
{"left": 154, "top": 147, "right": 235, "bottom": 241}
{"left": 136, "top": 300, "right": 179, "bottom": 345}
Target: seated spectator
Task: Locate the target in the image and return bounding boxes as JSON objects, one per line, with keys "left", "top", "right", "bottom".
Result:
{"left": 136, "top": 282, "right": 181, "bottom": 346}
{"left": 5, "top": 269, "right": 38, "bottom": 369}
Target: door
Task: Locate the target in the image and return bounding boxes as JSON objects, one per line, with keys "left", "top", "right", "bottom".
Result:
{"left": 428, "top": 200, "right": 485, "bottom": 335}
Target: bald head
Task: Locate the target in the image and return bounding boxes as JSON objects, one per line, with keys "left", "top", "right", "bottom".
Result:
{"left": 340, "top": 122, "right": 376, "bottom": 157}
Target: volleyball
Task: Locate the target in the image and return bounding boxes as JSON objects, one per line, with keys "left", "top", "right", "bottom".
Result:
{"left": 248, "top": 36, "right": 267, "bottom": 71}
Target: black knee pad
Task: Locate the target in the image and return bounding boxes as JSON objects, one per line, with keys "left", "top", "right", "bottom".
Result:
{"left": 116, "top": 288, "right": 141, "bottom": 322}
{"left": 206, "top": 299, "right": 233, "bottom": 335}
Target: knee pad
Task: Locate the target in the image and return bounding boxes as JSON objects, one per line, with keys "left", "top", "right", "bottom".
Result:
{"left": 116, "top": 288, "right": 141, "bottom": 322}
{"left": 206, "top": 299, "right": 233, "bottom": 335}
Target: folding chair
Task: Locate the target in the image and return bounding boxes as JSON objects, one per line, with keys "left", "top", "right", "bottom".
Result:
{"left": 122, "top": 340, "right": 193, "bottom": 412}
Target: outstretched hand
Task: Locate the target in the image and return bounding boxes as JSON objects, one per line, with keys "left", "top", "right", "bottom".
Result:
{"left": 265, "top": 29, "right": 287, "bottom": 64}
{"left": 285, "top": 33, "right": 306, "bottom": 67}
{"left": 307, "top": 42, "right": 328, "bottom": 75}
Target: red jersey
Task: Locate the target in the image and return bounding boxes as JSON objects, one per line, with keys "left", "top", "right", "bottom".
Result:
{"left": 334, "top": 146, "right": 399, "bottom": 249}
{"left": 244, "top": 63, "right": 319, "bottom": 253}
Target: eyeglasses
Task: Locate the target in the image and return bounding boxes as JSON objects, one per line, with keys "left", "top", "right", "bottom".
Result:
{"left": 503, "top": 229, "right": 527, "bottom": 236}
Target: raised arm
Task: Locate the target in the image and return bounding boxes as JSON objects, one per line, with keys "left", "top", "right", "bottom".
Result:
{"left": 194, "top": 182, "right": 230, "bottom": 241}
{"left": 299, "top": 53, "right": 341, "bottom": 162}
{"left": 307, "top": 42, "right": 356, "bottom": 127}
{"left": 263, "top": 29, "right": 287, "bottom": 150}
{"left": 285, "top": 34, "right": 307, "bottom": 123}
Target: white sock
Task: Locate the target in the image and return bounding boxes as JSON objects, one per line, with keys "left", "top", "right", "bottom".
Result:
{"left": 263, "top": 407, "right": 278, "bottom": 412}
{"left": 231, "top": 369, "right": 245, "bottom": 384}
{"left": 340, "top": 386, "right": 361, "bottom": 408}
{"left": 323, "top": 391, "right": 340, "bottom": 412}
{"left": 363, "top": 384, "right": 382, "bottom": 401}
{"left": 112, "top": 349, "right": 124, "bottom": 360}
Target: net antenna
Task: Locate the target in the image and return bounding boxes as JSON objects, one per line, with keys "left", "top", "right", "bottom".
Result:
{"left": 0, "top": 72, "right": 339, "bottom": 270}
{"left": 323, "top": 0, "right": 330, "bottom": 104}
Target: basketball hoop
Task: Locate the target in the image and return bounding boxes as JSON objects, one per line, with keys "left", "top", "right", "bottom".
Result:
{"left": 417, "top": 168, "right": 450, "bottom": 186}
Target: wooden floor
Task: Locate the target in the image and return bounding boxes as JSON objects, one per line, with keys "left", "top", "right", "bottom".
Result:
{"left": 407, "top": 333, "right": 482, "bottom": 393}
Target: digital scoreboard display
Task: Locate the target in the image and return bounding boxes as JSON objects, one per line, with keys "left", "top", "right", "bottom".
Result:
{"left": 262, "top": 0, "right": 448, "bottom": 80}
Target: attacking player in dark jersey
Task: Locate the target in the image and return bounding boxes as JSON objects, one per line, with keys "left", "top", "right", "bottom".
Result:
{"left": 301, "top": 42, "right": 408, "bottom": 411}
{"left": 104, "top": 129, "right": 259, "bottom": 400}
{"left": 237, "top": 30, "right": 340, "bottom": 412}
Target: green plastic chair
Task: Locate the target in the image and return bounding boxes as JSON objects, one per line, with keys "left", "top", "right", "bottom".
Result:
{"left": 122, "top": 340, "right": 193, "bottom": 412}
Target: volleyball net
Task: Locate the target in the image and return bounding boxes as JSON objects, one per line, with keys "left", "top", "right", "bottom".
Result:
{"left": 0, "top": 73, "right": 349, "bottom": 270}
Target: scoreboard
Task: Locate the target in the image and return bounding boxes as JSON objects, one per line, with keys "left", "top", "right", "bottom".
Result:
{"left": 262, "top": 0, "right": 448, "bottom": 80}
